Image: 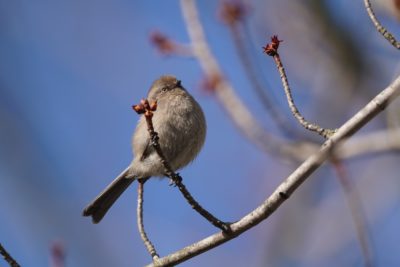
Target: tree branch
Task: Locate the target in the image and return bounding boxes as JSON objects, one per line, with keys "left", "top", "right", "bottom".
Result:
{"left": 219, "top": 2, "right": 296, "bottom": 136}
{"left": 263, "top": 36, "right": 336, "bottom": 138}
{"left": 133, "top": 99, "right": 230, "bottom": 232}
{"left": 144, "top": 74, "right": 400, "bottom": 266}
{"left": 331, "top": 159, "right": 374, "bottom": 267}
{"left": 0, "top": 243, "right": 20, "bottom": 267}
{"left": 137, "top": 178, "right": 159, "bottom": 261}
{"left": 363, "top": 0, "right": 400, "bottom": 49}
{"left": 335, "top": 128, "right": 400, "bottom": 158}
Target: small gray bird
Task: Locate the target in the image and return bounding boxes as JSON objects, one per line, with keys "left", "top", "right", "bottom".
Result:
{"left": 83, "top": 75, "right": 206, "bottom": 223}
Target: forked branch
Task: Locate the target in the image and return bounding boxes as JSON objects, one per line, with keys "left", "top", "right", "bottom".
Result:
{"left": 144, "top": 74, "right": 400, "bottom": 266}
{"left": 133, "top": 99, "right": 230, "bottom": 233}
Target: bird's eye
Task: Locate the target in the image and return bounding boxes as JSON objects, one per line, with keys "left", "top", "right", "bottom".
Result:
{"left": 161, "top": 86, "right": 168, "bottom": 92}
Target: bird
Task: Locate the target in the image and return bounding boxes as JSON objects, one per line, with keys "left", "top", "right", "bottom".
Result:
{"left": 83, "top": 75, "right": 206, "bottom": 223}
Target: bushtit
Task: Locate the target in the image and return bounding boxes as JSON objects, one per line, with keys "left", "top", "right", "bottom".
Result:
{"left": 83, "top": 75, "right": 206, "bottom": 223}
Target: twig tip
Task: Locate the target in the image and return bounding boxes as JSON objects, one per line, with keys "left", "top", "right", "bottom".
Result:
{"left": 263, "top": 35, "right": 283, "bottom": 56}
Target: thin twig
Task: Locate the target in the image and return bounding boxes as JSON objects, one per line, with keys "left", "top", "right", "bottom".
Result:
{"left": 263, "top": 36, "right": 337, "bottom": 138}
{"left": 0, "top": 243, "right": 20, "bottom": 267}
{"left": 145, "top": 75, "right": 400, "bottom": 266}
{"left": 137, "top": 178, "right": 160, "bottom": 261}
{"left": 331, "top": 159, "right": 374, "bottom": 267}
{"left": 232, "top": 26, "right": 290, "bottom": 132}
{"left": 232, "top": 27, "right": 296, "bottom": 136}
{"left": 170, "top": 175, "right": 231, "bottom": 232}
{"left": 219, "top": 2, "right": 295, "bottom": 136}
{"left": 363, "top": 0, "right": 400, "bottom": 49}
{"left": 133, "top": 99, "right": 231, "bottom": 233}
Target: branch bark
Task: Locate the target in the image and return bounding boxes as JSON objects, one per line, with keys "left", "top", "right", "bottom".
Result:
{"left": 363, "top": 0, "right": 400, "bottom": 49}
{"left": 137, "top": 178, "right": 159, "bottom": 260}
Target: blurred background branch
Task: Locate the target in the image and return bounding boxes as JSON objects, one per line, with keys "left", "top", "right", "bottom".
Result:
{"left": 331, "top": 159, "right": 374, "bottom": 267}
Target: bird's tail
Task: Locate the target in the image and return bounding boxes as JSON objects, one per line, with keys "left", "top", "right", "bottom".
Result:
{"left": 83, "top": 167, "right": 136, "bottom": 223}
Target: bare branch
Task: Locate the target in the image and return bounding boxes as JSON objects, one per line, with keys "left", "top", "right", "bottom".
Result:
{"left": 145, "top": 75, "right": 400, "bottom": 266}
{"left": 331, "top": 160, "right": 374, "bottom": 267}
{"left": 133, "top": 99, "right": 230, "bottom": 232}
{"left": 263, "top": 36, "right": 336, "bottom": 138}
{"left": 364, "top": 0, "right": 400, "bottom": 49}
{"left": 0, "top": 243, "right": 20, "bottom": 267}
{"left": 279, "top": 128, "right": 400, "bottom": 163}
{"left": 232, "top": 28, "right": 290, "bottom": 132}
{"left": 137, "top": 178, "right": 159, "bottom": 261}
{"left": 335, "top": 128, "right": 400, "bottom": 158}
{"left": 220, "top": 2, "right": 296, "bottom": 136}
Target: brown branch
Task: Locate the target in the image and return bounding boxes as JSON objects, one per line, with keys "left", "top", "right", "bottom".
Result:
{"left": 331, "top": 159, "right": 374, "bottom": 267}
{"left": 0, "top": 243, "right": 20, "bottom": 267}
{"left": 145, "top": 75, "right": 400, "bottom": 266}
{"left": 263, "top": 36, "right": 337, "bottom": 139}
{"left": 133, "top": 99, "right": 230, "bottom": 233}
{"left": 137, "top": 178, "right": 159, "bottom": 261}
{"left": 169, "top": 176, "right": 231, "bottom": 232}
{"left": 363, "top": 0, "right": 400, "bottom": 49}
